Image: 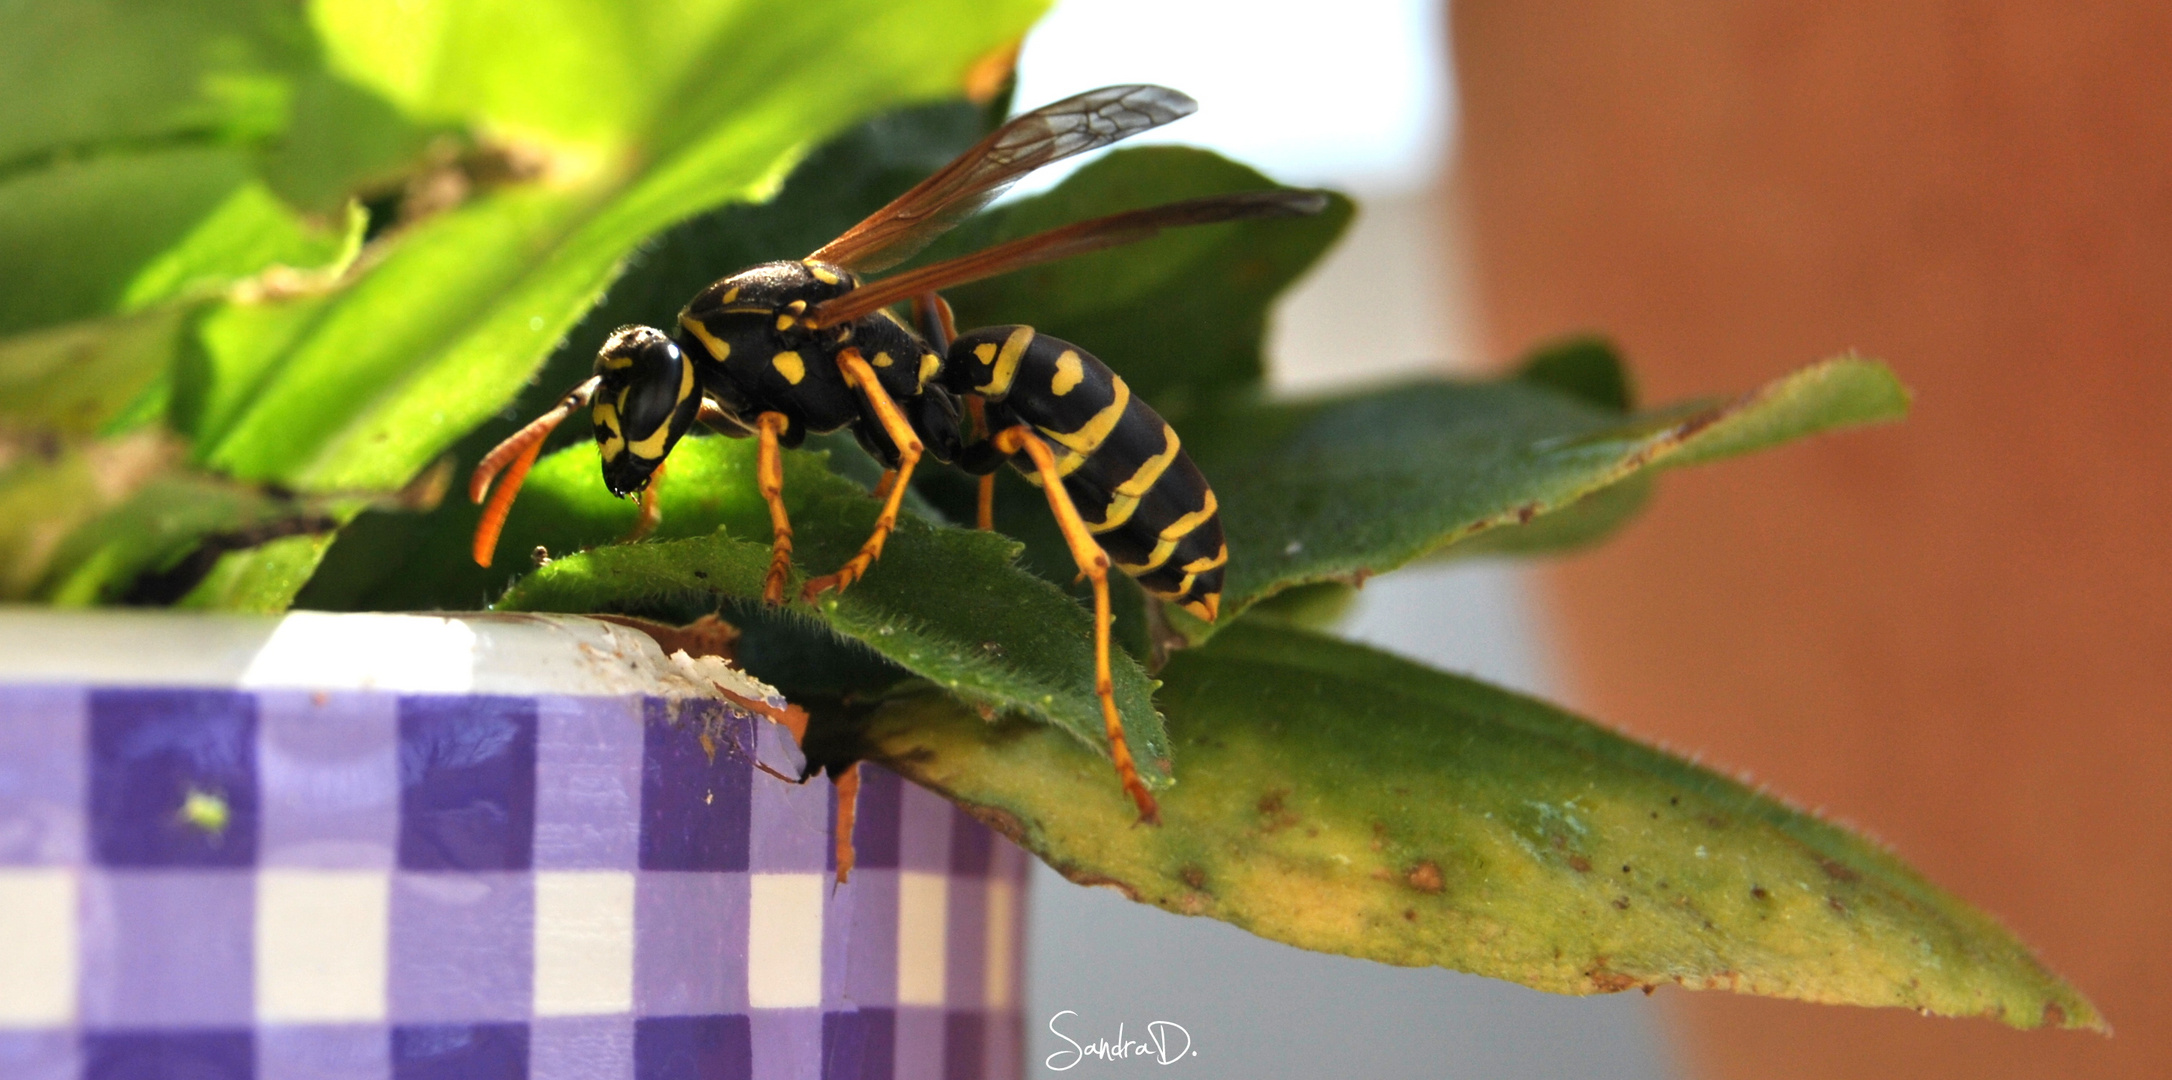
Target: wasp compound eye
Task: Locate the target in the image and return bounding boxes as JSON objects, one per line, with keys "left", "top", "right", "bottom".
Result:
{"left": 593, "top": 325, "right": 697, "bottom": 496}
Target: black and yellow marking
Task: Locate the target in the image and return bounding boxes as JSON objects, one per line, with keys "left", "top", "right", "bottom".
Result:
{"left": 946, "top": 325, "right": 1226, "bottom": 621}
{"left": 467, "top": 84, "right": 1320, "bottom": 842}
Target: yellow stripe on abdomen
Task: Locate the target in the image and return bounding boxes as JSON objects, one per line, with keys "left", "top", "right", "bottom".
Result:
{"left": 1113, "top": 490, "right": 1219, "bottom": 575}
{"left": 1042, "top": 377, "right": 1129, "bottom": 477}
{"left": 1086, "top": 423, "right": 1181, "bottom": 534}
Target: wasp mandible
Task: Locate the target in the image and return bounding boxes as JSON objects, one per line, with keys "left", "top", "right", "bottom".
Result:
{"left": 471, "top": 85, "right": 1326, "bottom": 829}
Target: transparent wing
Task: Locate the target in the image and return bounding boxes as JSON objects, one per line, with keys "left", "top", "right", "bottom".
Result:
{"left": 808, "top": 190, "right": 1330, "bottom": 328}
{"left": 808, "top": 84, "right": 1197, "bottom": 273}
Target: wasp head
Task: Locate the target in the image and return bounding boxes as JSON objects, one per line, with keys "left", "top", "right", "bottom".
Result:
{"left": 592, "top": 325, "right": 699, "bottom": 497}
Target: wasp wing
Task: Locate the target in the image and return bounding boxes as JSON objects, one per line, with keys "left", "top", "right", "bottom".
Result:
{"left": 807, "top": 84, "right": 1197, "bottom": 274}
{"left": 807, "top": 190, "right": 1329, "bottom": 328}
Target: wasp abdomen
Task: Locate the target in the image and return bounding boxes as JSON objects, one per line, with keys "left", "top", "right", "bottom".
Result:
{"left": 947, "top": 326, "right": 1225, "bottom": 619}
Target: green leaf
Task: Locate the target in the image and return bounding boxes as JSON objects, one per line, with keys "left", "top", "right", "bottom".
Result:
{"left": 1174, "top": 357, "right": 1908, "bottom": 635}
{"left": 474, "top": 436, "right": 1168, "bottom": 781}
{"left": 0, "top": 431, "right": 338, "bottom": 605}
{"left": 936, "top": 146, "right": 1353, "bottom": 414}
{"left": 0, "top": 1, "right": 412, "bottom": 336}
{"left": 0, "top": 307, "right": 196, "bottom": 440}
{"left": 174, "top": 533, "right": 341, "bottom": 614}
{"left": 201, "top": 0, "right": 1047, "bottom": 492}
{"left": 1438, "top": 476, "right": 1654, "bottom": 560}
{"left": 0, "top": 0, "right": 316, "bottom": 163}
{"left": 1514, "top": 333, "right": 1636, "bottom": 412}
{"left": 0, "top": 149, "right": 348, "bottom": 336}
{"left": 868, "top": 619, "right": 2103, "bottom": 1030}
{"left": 481, "top": 452, "right": 1170, "bottom": 779}
{"left": 1658, "top": 355, "right": 1912, "bottom": 469}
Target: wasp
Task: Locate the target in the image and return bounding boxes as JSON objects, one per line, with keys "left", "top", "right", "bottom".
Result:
{"left": 470, "top": 85, "right": 1324, "bottom": 833}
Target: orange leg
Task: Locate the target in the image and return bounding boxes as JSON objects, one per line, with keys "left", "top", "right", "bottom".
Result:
{"left": 833, "top": 762, "right": 862, "bottom": 886}
{"left": 624, "top": 457, "right": 666, "bottom": 543}
{"left": 871, "top": 468, "right": 900, "bottom": 502}
{"left": 755, "top": 411, "right": 794, "bottom": 604}
{"left": 966, "top": 396, "right": 996, "bottom": 530}
{"left": 470, "top": 376, "right": 600, "bottom": 567}
{"left": 804, "top": 349, "right": 924, "bottom": 600}
{"left": 911, "top": 292, "right": 960, "bottom": 347}
{"left": 993, "top": 425, "right": 1160, "bottom": 824}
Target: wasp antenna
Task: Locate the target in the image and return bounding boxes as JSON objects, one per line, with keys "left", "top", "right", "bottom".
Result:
{"left": 469, "top": 376, "right": 600, "bottom": 567}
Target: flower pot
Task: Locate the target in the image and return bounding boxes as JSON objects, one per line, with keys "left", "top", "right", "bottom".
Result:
{"left": 0, "top": 611, "right": 1024, "bottom": 1080}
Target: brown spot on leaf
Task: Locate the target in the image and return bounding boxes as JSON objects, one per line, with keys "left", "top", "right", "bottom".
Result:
{"left": 1070, "top": 874, "right": 1142, "bottom": 902}
{"left": 1255, "top": 789, "right": 1300, "bottom": 833}
{"left": 1612, "top": 896, "right": 1630, "bottom": 910}
{"left": 1619, "top": 864, "right": 1631, "bottom": 874}
{"left": 1180, "top": 865, "right": 1207, "bottom": 890}
{"left": 1568, "top": 855, "right": 1593, "bottom": 873}
{"left": 1371, "top": 867, "right": 1393, "bottom": 882}
{"left": 2043, "top": 1002, "right": 2067, "bottom": 1027}
{"left": 1403, "top": 908, "right": 1417, "bottom": 921}
{"left": 1751, "top": 886, "right": 1770, "bottom": 900}
{"left": 1828, "top": 896, "right": 1848, "bottom": 914}
{"left": 1516, "top": 502, "right": 1539, "bottom": 523}
{"left": 1406, "top": 861, "right": 1445, "bottom": 893}
{"left": 1819, "top": 858, "right": 1860, "bottom": 883}
{"left": 961, "top": 805, "right": 1028, "bottom": 846}
{"left": 1587, "top": 970, "right": 1642, "bottom": 993}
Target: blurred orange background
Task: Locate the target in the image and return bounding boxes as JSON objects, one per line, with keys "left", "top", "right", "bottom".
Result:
{"left": 1452, "top": 3, "right": 2172, "bottom": 1077}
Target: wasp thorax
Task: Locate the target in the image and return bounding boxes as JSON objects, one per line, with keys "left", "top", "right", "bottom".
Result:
{"left": 592, "top": 325, "right": 697, "bottom": 496}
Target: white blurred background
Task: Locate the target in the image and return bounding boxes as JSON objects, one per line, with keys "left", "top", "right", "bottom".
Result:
{"left": 1010, "top": 1, "right": 1681, "bottom": 1076}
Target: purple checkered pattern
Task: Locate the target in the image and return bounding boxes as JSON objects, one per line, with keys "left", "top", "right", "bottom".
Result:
{"left": 0, "top": 686, "right": 1026, "bottom": 1080}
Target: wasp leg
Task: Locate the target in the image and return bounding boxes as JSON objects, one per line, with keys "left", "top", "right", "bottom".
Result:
{"left": 803, "top": 348, "right": 924, "bottom": 601}
{"left": 756, "top": 411, "right": 794, "bottom": 604}
{"left": 624, "top": 457, "right": 666, "bottom": 543}
{"left": 833, "top": 762, "right": 862, "bottom": 886}
{"left": 911, "top": 292, "right": 959, "bottom": 350}
{"left": 871, "top": 468, "right": 900, "bottom": 502}
{"left": 965, "top": 396, "right": 996, "bottom": 530}
{"left": 993, "top": 424, "right": 1161, "bottom": 825}
{"left": 471, "top": 376, "right": 601, "bottom": 567}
